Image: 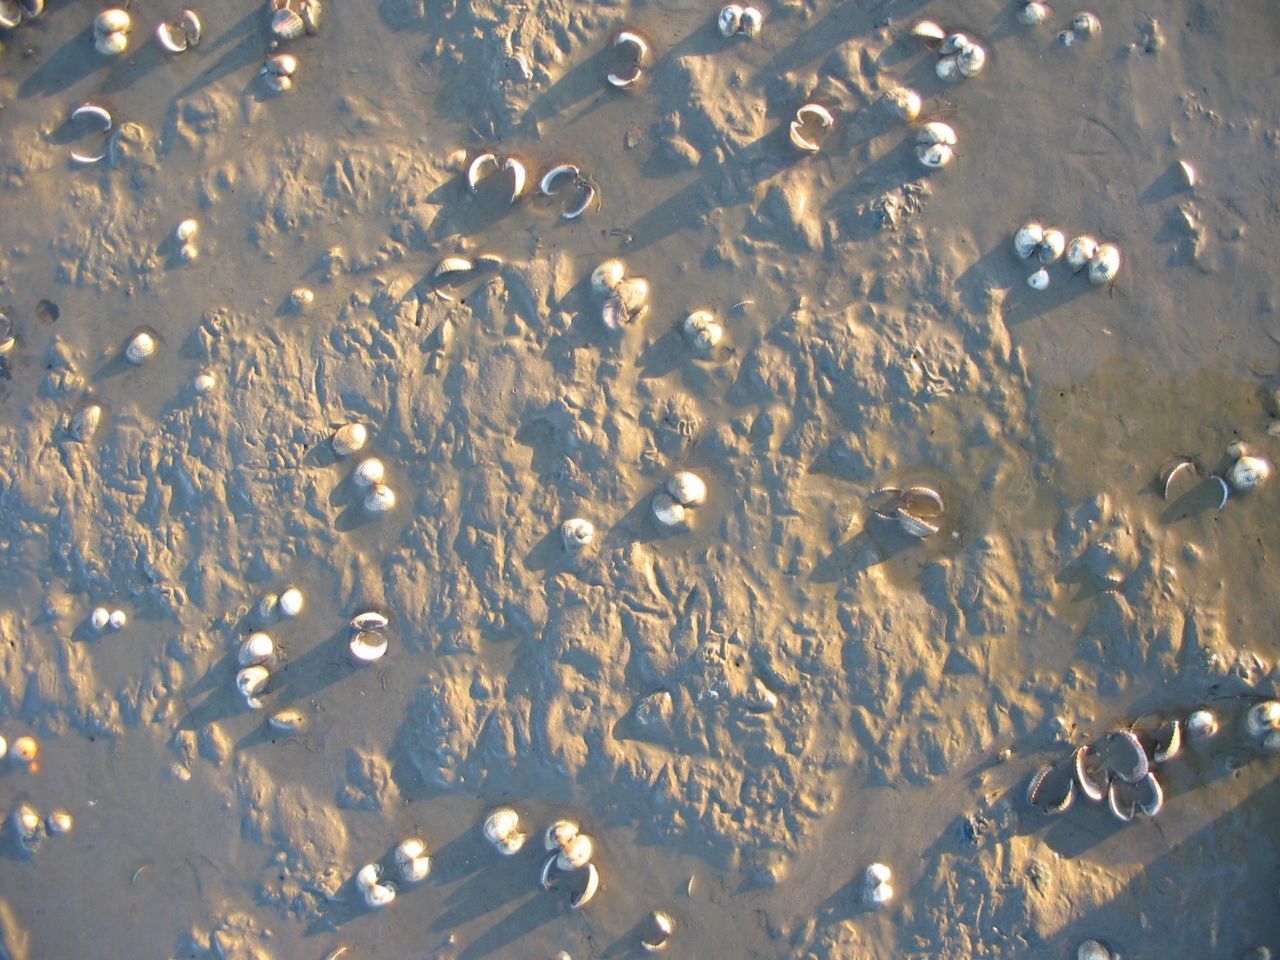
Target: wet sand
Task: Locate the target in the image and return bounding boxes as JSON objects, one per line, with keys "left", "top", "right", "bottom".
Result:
{"left": 1, "top": 0, "right": 1279, "bottom": 957}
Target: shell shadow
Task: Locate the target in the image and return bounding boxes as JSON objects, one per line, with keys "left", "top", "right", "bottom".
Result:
{"left": 18, "top": 27, "right": 102, "bottom": 98}
{"left": 171, "top": 6, "right": 266, "bottom": 101}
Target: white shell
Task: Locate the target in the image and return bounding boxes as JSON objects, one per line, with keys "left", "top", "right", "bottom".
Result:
{"left": 1056, "top": 29, "right": 1074, "bottom": 46}
{"left": 1178, "top": 160, "right": 1197, "bottom": 187}
{"left": 95, "top": 8, "right": 131, "bottom": 36}
{"left": 1072, "top": 11, "right": 1101, "bottom": 37}
{"left": 91, "top": 607, "right": 110, "bottom": 631}
{"left": 125, "top": 331, "right": 156, "bottom": 365}
{"left": 46, "top": 810, "right": 74, "bottom": 835}
{"left": 1038, "top": 228, "right": 1066, "bottom": 265}
{"left": 1245, "top": 700, "right": 1280, "bottom": 739}
{"left": 1027, "top": 269, "right": 1050, "bottom": 291}
{"left": 331, "top": 423, "right": 368, "bottom": 457}
{"left": 11, "top": 804, "right": 41, "bottom": 845}
{"left": 651, "top": 493, "right": 687, "bottom": 528}
{"left": 95, "top": 31, "right": 129, "bottom": 56}
{"left": 351, "top": 610, "right": 389, "bottom": 631}
{"left": 291, "top": 287, "right": 315, "bottom": 311}
{"left": 916, "top": 142, "right": 953, "bottom": 168}
{"left": 364, "top": 484, "right": 396, "bottom": 513}
{"left": 175, "top": 219, "right": 199, "bottom": 243}
{"left": 349, "top": 631, "right": 388, "bottom": 662}
{"left": 540, "top": 163, "right": 579, "bottom": 195}
{"left": 1020, "top": 2, "right": 1049, "bottom": 24}
{"left": 271, "top": 6, "right": 305, "bottom": 40}
{"left": 355, "top": 863, "right": 381, "bottom": 891}
{"left": 737, "top": 6, "right": 762, "bottom": 36}
{"left": 545, "top": 819, "right": 580, "bottom": 851}
{"left": 940, "top": 32, "right": 970, "bottom": 54}
{"left": 156, "top": 21, "right": 190, "bottom": 52}
{"left": 1077, "top": 940, "right": 1111, "bottom": 960}
{"left": 935, "top": 55, "right": 960, "bottom": 82}
{"left": 612, "top": 276, "right": 650, "bottom": 319}
{"left": 910, "top": 20, "right": 946, "bottom": 43}
{"left": 484, "top": 808, "right": 525, "bottom": 853}
{"left": 789, "top": 103, "right": 833, "bottom": 153}
{"left": 194, "top": 372, "right": 217, "bottom": 394}
{"left": 957, "top": 43, "right": 986, "bottom": 78}
{"left": 108, "top": 609, "right": 128, "bottom": 630}
{"left": 865, "top": 862, "right": 892, "bottom": 884}
{"left": 557, "top": 833, "right": 594, "bottom": 870}
{"left": 1087, "top": 244, "right": 1121, "bottom": 285}
{"left": 269, "top": 708, "right": 307, "bottom": 732}
{"left": 0, "top": 734, "right": 6, "bottom": 759}
{"left": 1227, "top": 455, "right": 1271, "bottom": 492}
{"left": 70, "top": 403, "right": 103, "bottom": 442}
{"left": 236, "top": 665, "right": 270, "bottom": 708}
{"left": 561, "top": 518, "right": 595, "bottom": 547}
{"left": 1065, "top": 235, "right": 1099, "bottom": 269}
{"left": 866, "top": 880, "right": 894, "bottom": 906}
{"left": 682, "top": 310, "right": 722, "bottom": 351}
{"left": 396, "top": 838, "right": 432, "bottom": 883}
{"left": 884, "top": 86, "right": 921, "bottom": 123}
{"left": 667, "top": 471, "right": 707, "bottom": 507}
{"left": 1185, "top": 708, "right": 1218, "bottom": 741}
{"left": 591, "top": 258, "right": 627, "bottom": 295}
{"left": 352, "top": 457, "right": 385, "bottom": 488}
{"left": 497, "top": 832, "right": 527, "bottom": 855}
{"left": 12, "top": 736, "right": 38, "bottom": 763}
{"left": 238, "top": 632, "right": 275, "bottom": 666}
{"left": 917, "top": 122, "right": 957, "bottom": 146}
{"left": 1013, "top": 223, "right": 1045, "bottom": 260}
{"left": 717, "top": 4, "right": 742, "bottom": 37}
{"left": 364, "top": 881, "right": 396, "bottom": 909}
{"left": 503, "top": 157, "right": 527, "bottom": 203}
{"left": 434, "top": 256, "right": 474, "bottom": 277}
{"left": 278, "top": 586, "right": 304, "bottom": 617}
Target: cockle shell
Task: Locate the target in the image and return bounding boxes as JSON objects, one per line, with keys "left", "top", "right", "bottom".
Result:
{"left": 12, "top": 736, "right": 38, "bottom": 763}
{"left": 349, "top": 631, "right": 388, "bottom": 663}
{"left": 1246, "top": 701, "right": 1280, "bottom": 739}
{"left": 352, "top": 457, "right": 385, "bottom": 488}
{"left": 484, "top": 808, "right": 525, "bottom": 853}
{"left": 545, "top": 819, "right": 580, "bottom": 851}
{"left": 351, "top": 610, "right": 389, "bottom": 631}
{"left": 1027, "top": 269, "right": 1050, "bottom": 291}
{"left": 789, "top": 103, "right": 834, "bottom": 154}
{"left": 396, "top": 838, "right": 431, "bottom": 883}
{"left": 1072, "top": 11, "right": 1101, "bottom": 37}
{"left": 1038, "top": 228, "right": 1066, "bottom": 265}
{"left": 738, "top": 7, "right": 763, "bottom": 36}
{"left": 940, "top": 32, "right": 970, "bottom": 54}
{"left": 935, "top": 56, "right": 960, "bottom": 82}
{"left": 1087, "top": 244, "right": 1121, "bottom": 285}
{"left": 236, "top": 665, "right": 270, "bottom": 708}
{"left": 1066, "top": 235, "right": 1099, "bottom": 269}
{"left": 435, "top": 256, "right": 474, "bottom": 277}
{"left": 94, "top": 8, "right": 131, "bottom": 36}
{"left": 682, "top": 310, "right": 722, "bottom": 351}
{"left": 957, "top": 43, "right": 986, "bottom": 78}
{"left": 268, "top": 708, "right": 307, "bottom": 732}
{"left": 1227, "top": 455, "right": 1271, "bottom": 492}
{"left": 1150, "top": 719, "right": 1181, "bottom": 763}
{"left": 95, "top": 30, "right": 129, "bottom": 56}
{"left": 916, "top": 143, "right": 953, "bottom": 168}
{"left": 651, "top": 493, "right": 687, "bottom": 528}
{"left": 238, "top": 632, "right": 275, "bottom": 666}
{"left": 271, "top": 6, "right": 305, "bottom": 40}
{"left": 640, "top": 911, "right": 675, "bottom": 951}
{"left": 70, "top": 403, "right": 103, "bottom": 442}
{"left": 910, "top": 20, "right": 946, "bottom": 45}
{"left": 364, "top": 880, "right": 396, "bottom": 908}
{"left": 331, "top": 423, "right": 367, "bottom": 457}
{"left": 364, "top": 484, "right": 396, "bottom": 513}
{"left": 11, "top": 804, "right": 42, "bottom": 849}
{"left": 667, "top": 471, "right": 707, "bottom": 507}
{"left": 571, "top": 862, "right": 600, "bottom": 908}
{"left": 1073, "top": 745, "right": 1105, "bottom": 802}
{"left": 717, "top": 4, "right": 742, "bottom": 37}
{"left": 614, "top": 276, "right": 650, "bottom": 318}
{"left": 1020, "top": 2, "right": 1049, "bottom": 24}
{"left": 561, "top": 518, "right": 595, "bottom": 547}
{"left": 591, "top": 258, "right": 627, "bottom": 295}
{"left": 557, "top": 833, "right": 594, "bottom": 870}
{"left": 125, "top": 331, "right": 156, "bottom": 365}
{"left": 1077, "top": 939, "right": 1112, "bottom": 960}
{"left": 355, "top": 862, "right": 381, "bottom": 891}
{"left": 1185, "top": 708, "right": 1218, "bottom": 741}
{"left": 91, "top": 607, "right": 110, "bottom": 631}
{"left": 865, "top": 862, "right": 892, "bottom": 884}
{"left": 1013, "top": 222, "right": 1045, "bottom": 260}
{"left": 278, "top": 586, "right": 304, "bottom": 617}
{"left": 109, "top": 609, "right": 127, "bottom": 630}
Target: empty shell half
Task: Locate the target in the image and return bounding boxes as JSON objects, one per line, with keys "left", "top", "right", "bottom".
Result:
{"left": 351, "top": 610, "right": 389, "bottom": 631}
{"left": 607, "top": 30, "right": 650, "bottom": 88}
{"left": 238, "top": 632, "right": 275, "bottom": 666}
{"left": 236, "top": 665, "right": 270, "bottom": 708}
{"left": 667, "top": 471, "right": 707, "bottom": 507}
{"left": 789, "top": 103, "right": 833, "bottom": 154}
{"left": 125, "top": 331, "right": 156, "bottom": 365}
{"left": 349, "top": 631, "right": 388, "bottom": 662}
{"left": 396, "top": 837, "right": 432, "bottom": 883}
{"left": 561, "top": 518, "right": 595, "bottom": 547}
{"left": 640, "top": 911, "right": 675, "bottom": 952}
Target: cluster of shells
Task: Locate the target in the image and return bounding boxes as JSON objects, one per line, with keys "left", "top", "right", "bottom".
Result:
{"left": 1159, "top": 440, "right": 1272, "bottom": 512}
{"left": 911, "top": 21, "right": 988, "bottom": 83}
{"left": 234, "top": 588, "right": 302, "bottom": 710}
{"left": 481, "top": 809, "right": 604, "bottom": 911}
{"left": 330, "top": 423, "right": 396, "bottom": 514}
{"left": 652, "top": 471, "right": 708, "bottom": 529}
{"left": 0, "top": 0, "right": 44, "bottom": 31}
{"left": 592, "top": 258, "right": 650, "bottom": 331}
{"left": 1026, "top": 706, "right": 1227, "bottom": 822}
{"left": 88, "top": 605, "right": 129, "bottom": 632}
{"left": 262, "top": 0, "right": 322, "bottom": 92}
{"left": 869, "top": 485, "right": 946, "bottom": 539}
{"left": 90, "top": 6, "right": 203, "bottom": 56}
{"left": 464, "top": 154, "right": 597, "bottom": 220}
{"left": 1012, "top": 222, "right": 1121, "bottom": 290}
{"left": 353, "top": 837, "right": 430, "bottom": 910}
{"left": 716, "top": 3, "right": 763, "bottom": 39}
{"left": 2, "top": 735, "right": 73, "bottom": 855}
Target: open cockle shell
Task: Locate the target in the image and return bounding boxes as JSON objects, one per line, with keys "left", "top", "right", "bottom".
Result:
{"left": 1073, "top": 744, "right": 1106, "bottom": 802}
{"left": 651, "top": 493, "right": 687, "bottom": 528}
{"left": 640, "top": 911, "right": 675, "bottom": 952}
{"left": 236, "top": 665, "right": 270, "bottom": 708}
{"left": 349, "top": 630, "right": 388, "bottom": 662}
{"left": 351, "top": 610, "right": 389, "bottom": 632}
{"left": 789, "top": 103, "right": 834, "bottom": 153}
{"left": 556, "top": 833, "right": 594, "bottom": 871}
{"left": 607, "top": 30, "right": 650, "bottom": 88}
{"left": 681, "top": 310, "right": 723, "bottom": 351}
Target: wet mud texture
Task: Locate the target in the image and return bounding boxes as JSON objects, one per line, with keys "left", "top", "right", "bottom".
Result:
{"left": 1, "top": 0, "right": 1280, "bottom": 957}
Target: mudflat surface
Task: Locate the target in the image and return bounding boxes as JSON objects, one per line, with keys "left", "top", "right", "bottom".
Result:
{"left": 0, "top": 0, "right": 1279, "bottom": 958}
